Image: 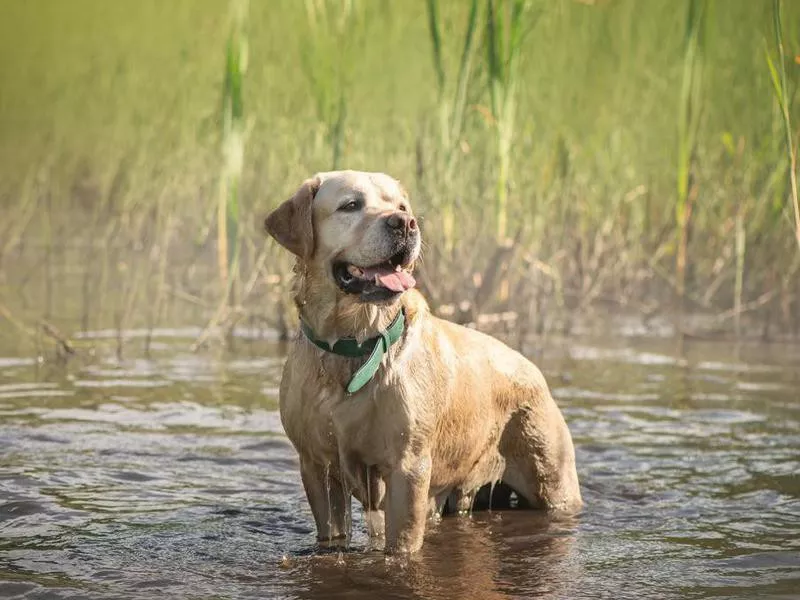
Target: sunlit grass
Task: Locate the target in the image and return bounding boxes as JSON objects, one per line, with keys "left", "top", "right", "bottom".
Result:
{"left": 675, "top": 0, "right": 711, "bottom": 311}
{"left": 219, "top": 0, "right": 248, "bottom": 304}
{"left": 424, "top": 0, "right": 481, "bottom": 252}
{"left": 766, "top": 0, "right": 800, "bottom": 250}
{"left": 0, "top": 0, "right": 799, "bottom": 347}
{"left": 485, "top": 0, "right": 533, "bottom": 243}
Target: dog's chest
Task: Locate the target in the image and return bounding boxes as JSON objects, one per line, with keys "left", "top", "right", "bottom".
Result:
{"left": 281, "top": 335, "right": 423, "bottom": 469}
{"left": 329, "top": 379, "right": 414, "bottom": 467}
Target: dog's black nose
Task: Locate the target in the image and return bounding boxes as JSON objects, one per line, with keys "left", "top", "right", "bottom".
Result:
{"left": 385, "top": 212, "right": 417, "bottom": 234}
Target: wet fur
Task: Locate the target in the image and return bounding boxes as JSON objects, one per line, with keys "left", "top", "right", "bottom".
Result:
{"left": 266, "top": 170, "right": 582, "bottom": 554}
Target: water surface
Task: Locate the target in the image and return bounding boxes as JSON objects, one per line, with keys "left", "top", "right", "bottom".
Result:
{"left": 1, "top": 328, "right": 799, "bottom": 599}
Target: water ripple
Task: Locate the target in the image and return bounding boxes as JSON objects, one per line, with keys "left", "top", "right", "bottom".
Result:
{"left": 0, "top": 334, "right": 797, "bottom": 599}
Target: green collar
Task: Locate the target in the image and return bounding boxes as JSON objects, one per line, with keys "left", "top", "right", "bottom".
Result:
{"left": 300, "top": 309, "right": 406, "bottom": 395}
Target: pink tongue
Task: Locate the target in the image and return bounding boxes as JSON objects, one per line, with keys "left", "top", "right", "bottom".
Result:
{"left": 362, "top": 267, "right": 416, "bottom": 292}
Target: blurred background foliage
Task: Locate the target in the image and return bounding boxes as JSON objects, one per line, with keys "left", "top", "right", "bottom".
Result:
{"left": 0, "top": 0, "right": 799, "bottom": 354}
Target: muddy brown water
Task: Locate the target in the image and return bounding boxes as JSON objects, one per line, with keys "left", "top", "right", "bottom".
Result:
{"left": 1, "top": 325, "right": 798, "bottom": 599}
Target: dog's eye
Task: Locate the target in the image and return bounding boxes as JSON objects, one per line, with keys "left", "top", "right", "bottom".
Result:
{"left": 338, "top": 199, "right": 362, "bottom": 212}
{"left": 398, "top": 203, "right": 408, "bottom": 212}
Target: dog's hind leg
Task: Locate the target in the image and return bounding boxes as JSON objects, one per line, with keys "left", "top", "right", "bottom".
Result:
{"left": 446, "top": 488, "right": 475, "bottom": 515}
{"left": 429, "top": 489, "right": 451, "bottom": 518}
{"left": 299, "top": 456, "right": 349, "bottom": 544}
{"left": 499, "top": 402, "right": 582, "bottom": 512}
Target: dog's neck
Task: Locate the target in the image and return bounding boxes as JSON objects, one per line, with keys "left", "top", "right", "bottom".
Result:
{"left": 293, "top": 261, "right": 402, "bottom": 345}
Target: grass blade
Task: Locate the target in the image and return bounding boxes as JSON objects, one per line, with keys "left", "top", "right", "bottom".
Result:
{"left": 767, "top": 0, "right": 800, "bottom": 249}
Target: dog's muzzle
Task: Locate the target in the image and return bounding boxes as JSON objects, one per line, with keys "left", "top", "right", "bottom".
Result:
{"left": 333, "top": 229, "right": 419, "bottom": 303}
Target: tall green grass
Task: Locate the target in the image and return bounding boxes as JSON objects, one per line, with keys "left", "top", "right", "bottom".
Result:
{"left": 425, "top": 0, "right": 481, "bottom": 253}
{"left": 485, "top": 0, "right": 533, "bottom": 243}
{"left": 675, "top": 0, "right": 712, "bottom": 310}
{"left": 300, "top": 0, "right": 369, "bottom": 170}
{"left": 219, "top": 0, "right": 248, "bottom": 305}
{"left": 766, "top": 0, "right": 800, "bottom": 250}
{"left": 1, "top": 0, "right": 799, "bottom": 349}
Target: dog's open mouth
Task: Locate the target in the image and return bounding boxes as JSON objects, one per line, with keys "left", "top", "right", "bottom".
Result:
{"left": 333, "top": 250, "right": 416, "bottom": 299}
{"left": 345, "top": 261, "right": 415, "bottom": 292}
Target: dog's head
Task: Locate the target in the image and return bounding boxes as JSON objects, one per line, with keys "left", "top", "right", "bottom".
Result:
{"left": 265, "top": 170, "right": 421, "bottom": 305}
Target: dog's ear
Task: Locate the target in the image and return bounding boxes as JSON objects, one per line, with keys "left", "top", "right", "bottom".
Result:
{"left": 264, "top": 176, "right": 321, "bottom": 259}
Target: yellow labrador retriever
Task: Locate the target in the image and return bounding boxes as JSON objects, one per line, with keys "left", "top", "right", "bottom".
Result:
{"left": 265, "top": 170, "right": 581, "bottom": 554}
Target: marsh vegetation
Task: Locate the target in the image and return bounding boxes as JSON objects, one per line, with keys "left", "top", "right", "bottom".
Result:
{"left": 1, "top": 0, "right": 799, "bottom": 357}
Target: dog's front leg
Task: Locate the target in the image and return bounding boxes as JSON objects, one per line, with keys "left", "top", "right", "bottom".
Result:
{"left": 384, "top": 451, "right": 432, "bottom": 554}
{"left": 299, "top": 456, "right": 350, "bottom": 545}
{"left": 362, "top": 466, "right": 386, "bottom": 540}
{"left": 338, "top": 452, "right": 386, "bottom": 541}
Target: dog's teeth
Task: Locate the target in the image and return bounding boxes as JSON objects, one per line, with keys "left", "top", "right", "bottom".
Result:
{"left": 347, "top": 265, "right": 364, "bottom": 277}
{"left": 395, "top": 264, "right": 402, "bottom": 272}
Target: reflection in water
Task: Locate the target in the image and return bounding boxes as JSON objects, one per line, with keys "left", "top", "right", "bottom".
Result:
{"left": 0, "top": 330, "right": 799, "bottom": 599}
{"left": 291, "top": 514, "right": 578, "bottom": 600}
